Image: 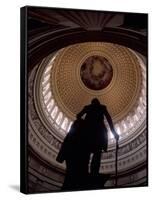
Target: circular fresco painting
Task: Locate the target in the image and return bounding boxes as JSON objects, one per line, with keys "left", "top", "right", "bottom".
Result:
{"left": 80, "top": 55, "right": 113, "bottom": 90}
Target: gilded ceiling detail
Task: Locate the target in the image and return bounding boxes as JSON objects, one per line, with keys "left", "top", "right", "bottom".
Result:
{"left": 50, "top": 42, "right": 142, "bottom": 122}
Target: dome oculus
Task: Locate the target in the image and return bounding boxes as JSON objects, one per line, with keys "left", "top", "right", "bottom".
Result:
{"left": 80, "top": 55, "right": 113, "bottom": 90}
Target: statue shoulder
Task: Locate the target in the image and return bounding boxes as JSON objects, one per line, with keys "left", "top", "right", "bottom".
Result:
{"left": 101, "top": 104, "right": 106, "bottom": 109}
{"left": 100, "top": 104, "right": 107, "bottom": 112}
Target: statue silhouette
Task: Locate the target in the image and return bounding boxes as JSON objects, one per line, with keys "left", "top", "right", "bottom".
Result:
{"left": 56, "top": 118, "right": 90, "bottom": 190}
{"left": 56, "top": 98, "right": 119, "bottom": 190}
{"left": 77, "top": 98, "right": 119, "bottom": 175}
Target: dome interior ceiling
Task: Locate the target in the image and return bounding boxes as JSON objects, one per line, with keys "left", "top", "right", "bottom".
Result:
{"left": 37, "top": 41, "right": 146, "bottom": 145}
{"left": 50, "top": 42, "right": 142, "bottom": 122}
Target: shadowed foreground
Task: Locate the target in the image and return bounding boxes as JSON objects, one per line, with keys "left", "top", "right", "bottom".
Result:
{"left": 62, "top": 173, "right": 110, "bottom": 191}
{"left": 56, "top": 99, "right": 119, "bottom": 191}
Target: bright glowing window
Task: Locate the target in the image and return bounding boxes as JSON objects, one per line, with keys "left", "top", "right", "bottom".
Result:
{"left": 42, "top": 74, "right": 50, "bottom": 85}
{"left": 44, "top": 91, "right": 52, "bottom": 103}
{"left": 116, "top": 126, "right": 121, "bottom": 135}
{"left": 61, "top": 118, "right": 68, "bottom": 131}
{"left": 56, "top": 112, "right": 63, "bottom": 125}
{"left": 47, "top": 99, "right": 54, "bottom": 112}
{"left": 109, "top": 129, "right": 114, "bottom": 139}
{"left": 43, "top": 83, "right": 50, "bottom": 94}
{"left": 67, "top": 121, "right": 73, "bottom": 132}
{"left": 122, "top": 121, "right": 127, "bottom": 131}
{"left": 44, "top": 64, "right": 52, "bottom": 74}
{"left": 134, "top": 114, "right": 138, "bottom": 121}
{"left": 51, "top": 106, "right": 58, "bottom": 119}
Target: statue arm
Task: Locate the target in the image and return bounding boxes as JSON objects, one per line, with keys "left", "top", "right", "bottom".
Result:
{"left": 76, "top": 106, "right": 87, "bottom": 119}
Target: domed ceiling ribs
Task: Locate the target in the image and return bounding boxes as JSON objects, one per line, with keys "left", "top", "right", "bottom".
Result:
{"left": 29, "top": 8, "right": 123, "bottom": 31}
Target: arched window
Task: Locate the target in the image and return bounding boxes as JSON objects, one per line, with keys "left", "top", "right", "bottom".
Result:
{"left": 44, "top": 91, "right": 52, "bottom": 104}
{"left": 47, "top": 99, "right": 54, "bottom": 112}
{"left": 51, "top": 106, "right": 58, "bottom": 119}
{"left": 43, "top": 83, "right": 50, "bottom": 95}
{"left": 42, "top": 74, "right": 50, "bottom": 85}
{"left": 61, "top": 118, "right": 68, "bottom": 131}
{"left": 56, "top": 112, "right": 63, "bottom": 125}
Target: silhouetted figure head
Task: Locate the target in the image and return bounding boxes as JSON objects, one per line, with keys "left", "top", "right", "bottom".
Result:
{"left": 91, "top": 98, "right": 100, "bottom": 105}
